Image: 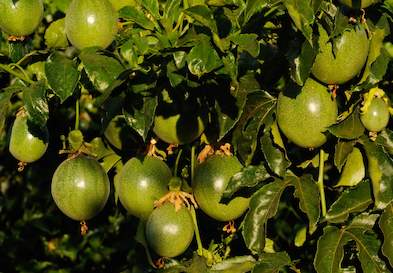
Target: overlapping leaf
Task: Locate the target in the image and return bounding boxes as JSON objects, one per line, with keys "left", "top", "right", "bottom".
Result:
{"left": 252, "top": 252, "right": 291, "bottom": 273}
{"left": 379, "top": 202, "right": 393, "bottom": 267}
{"left": 23, "top": 81, "right": 49, "bottom": 126}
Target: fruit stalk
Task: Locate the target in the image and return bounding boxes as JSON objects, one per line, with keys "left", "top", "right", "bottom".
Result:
{"left": 75, "top": 99, "right": 80, "bottom": 130}
{"left": 190, "top": 206, "right": 203, "bottom": 256}
{"left": 318, "top": 149, "right": 327, "bottom": 217}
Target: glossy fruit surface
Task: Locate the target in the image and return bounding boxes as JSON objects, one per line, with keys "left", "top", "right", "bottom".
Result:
{"left": 311, "top": 26, "right": 369, "bottom": 84}
{"left": 0, "top": 0, "right": 43, "bottom": 36}
{"left": 51, "top": 156, "right": 110, "bottom": 221}
{"left": 153, "top": 113, "right": 205, "bottom": 145}
{"left": 45, "top": 18, "right": 68, "bottom": 48}
{"left": 276, "top": 78, "right": 338, "bottom": 148}
{"left": 118, "top": 156, "right": 171, "bottom": 219}
{"left": 360, "top": 98, "right": 390, "bottom": 132}
{"left": 65, "top": 0, "right": 117, "bottom": 50}
{"left": 193, "top": 155, "right": 249, "bottom": 222}
{"left": 339, "top": 0, "right": 377, "bottom": 8}
{"left": 145, "top": 203, "right": 194, "bottom": 257}
{"left": 108, "top": 0, "right": 136, "bottom": 11}
{"left": 9, "top": 114, "right": 48, "bottom": 163}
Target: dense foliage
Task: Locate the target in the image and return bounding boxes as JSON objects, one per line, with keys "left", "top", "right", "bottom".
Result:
{"left": 1, "top": 0, "right": 393, "bottom": 272}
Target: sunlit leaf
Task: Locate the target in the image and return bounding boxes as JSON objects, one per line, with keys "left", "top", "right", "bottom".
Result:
{"left": 334, "top": 141, "right": 355, "bottom": 172}
{"left": 284, "top": 0, "right": 314, "bottom": 43}
{"left": 335, "top": 147, "right": 365, "bottom": 187}
{"left": 210, "top": 256, "right": 256, "bottom": 272}
{"left": 260, "top": 131, "right": 290, "bottom": 177}
{"left": 23, "top": 81, "right": 49, "bottom": 127}
{"left": 184, "top": 5, "right": 218, "bottom": 33}
{"left": 379, "top": 202, "right": 393, "bottom": 267}
{"left": 252, "top": 252, "right": 291, "bottom": 273}
{"left": 328, "top": 107, "right": 365, "bottom": 140}
{"left": 376, "top": 129, "right": 393, "bottom": 155}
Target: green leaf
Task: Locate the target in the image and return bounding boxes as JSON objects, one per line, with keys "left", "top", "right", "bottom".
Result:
{"left": 295, "top": 226, "right": 307, "bottom": 247}
{"left": 230, "top": 34, "right": 260, "bottom": 58}
{"left": 215, "top": 73, "right": 257, "bottom": 141}
{"left": 223, "top": 164, "right": 271, "bottom": 199}
{"left": 242, "top": 178, "right": 291, "bottom": 254}
{"left": 45, "top": 52, "right": 79, "bottom": 103}
{"left": 314, "top": 226, "right": 351, "bottom": 273}
{"left": 291, "top": 40, "right": 317, "bottom": 86}
{"left": 233, "top": 91, "right": 276, "bottom": 166}
{"left": 79, "top": 49, "right": 125, "bottom": 93}
{"left": 290, "top": 174, "right": 320, "bottom": 234}
{"left": 297, "top": 150, "right": 328, "bottom": 169}
{"left": 184, "top": 5, "right": 218, "bottom": 33}
{"left": 359, "top": 15, "right": 390, "bottom": 84}
{"left": 243, "top": 0, "right": 280, "bottom": 25}
{"left": 0, "top": 84, "right": 20, "bottom": 133}
{"left": 347, "top": 213, "right": 379, "bottom": 230}
{"left": 140, "top": 0, "right": 160, "bottom": 19}
{"left": 334, "top": 141, "right": 355, "bottom": 172}
{"left": 123, "top": 95, "right": 158, "bottom": 141}
{"left": 186, "top": 38, "right": 222, "bottom": 77}
{"left": 328, "top": 107, "right": 365, "bottom": 140}
{"left": 362, "top": 137, "right": 393, "bottom": 209}
{"left": 260, "top": 131, "right": 290, "bottom": 178}
{"left": 376, "top": 129, "right": 393, "bottom": 155}
{"left": 379, "top": 202, "right": 393, "bottom": 268}
{"left": 345, "top": 229, "right": 389, "bottom": 273}
{"left": 23, "top": 81, "right": 49, "bottom": 126}
{"left": 162, "top": 0, "right": 181, "bottom": 30}
{"left": 335, "top": 147, "right": 365, "bottom": 187}
{"left": 119, "top": 6, "right": 155, "bottom": 30}
{"left": 210, "top": 256, "right": 256, "bottom": 272}
{"left": 252, "top": 252, "right": 291, "bottom": 273}
{"left": 326, "top": 180, "right": 372, "bottom": 223}
{"left": 283, "top": 0, "right": 314, "bottom": 44}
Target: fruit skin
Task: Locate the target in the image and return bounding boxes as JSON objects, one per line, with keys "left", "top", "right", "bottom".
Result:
{"left": 360, "top": 98, "right": 390, "bottom": 132}
{"left": 339, "top": 0, "right": 378, "bottom": 8}
{"left": 65, "top": 0, "right": 118, "bottom": 50}
{"left": 193, "top": 155, "right": 249, "bottom": 222}
{"left": 108, "top": 0, "right": 137, "bottom": 11}
{"left": 45, "top": 18, "right": 68, "bottom": 48}
{"left": 145, "top": 203, "right": 194, "bottom": 257}
{"left": 0, "top": 0, "right": 43, "bottom": 36}
{"left": 311, "top": 25, "right": 369, "bottom": 85}
{"left": 118, "top": 156, "right": 171, "bottom": 219}
{"left": 9, "top": 114, "right": 48, "bottom": 163}
{"left": 153, "top": 113, "right": 205, "bottom": 145}
{"left": 51, "top": 156, "right": 110, "bottom": 221}
{"left": 276, "top": 78, "right": 338, "bottom": 148}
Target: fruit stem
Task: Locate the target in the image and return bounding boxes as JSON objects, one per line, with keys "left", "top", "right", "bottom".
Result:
{"left": 318, "top": 149, "right": 327, "bottom": 217}
{"left": 190, "top": 206, "right": 203, "bottom": 256}
{"left": 75, "top": 99, "right": 80, "bottom": 131}
{"left": 174, "top": 148, "right": 183, "bottom": 176}
{"left": 0, "top": 64, "right": 34, "bottom": 85}
{"left": 191, "top": 145, "right": 196, "bottom": 184}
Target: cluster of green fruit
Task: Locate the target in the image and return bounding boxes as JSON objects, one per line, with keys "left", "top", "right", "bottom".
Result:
{"left": 276, "top": 15, "right": 390, "bottom": 149}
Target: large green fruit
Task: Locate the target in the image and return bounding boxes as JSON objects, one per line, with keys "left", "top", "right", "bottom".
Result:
{"left": 145, "top": 203, "right": 194, "bottom": 257}
{"left": 65, "top": 0, "right": 117, "bottom": 50}
{"left": 360, "top": 97, "right": 390, "bottom": 132}
{"left": 9, "top": 114, "right": 48, "bottom": 163}
{"left": 51, "top": 156, "right": 110, "bottom": 221}
{"left": 0, "top": 0, "right": 44, "bottom": 36}
{"left": 193, "top": 155, "right": 249, "bottom": 222}
{"left": 311, "top": 25, "right": 369, "bottom": 85}
{"left": 276, "top": 78, "right": 338, "bottom": 148}
{"left": 339, "top": 0, "right": 378, "bottom": 9}
{"left": 118, "top": 156, "right": 171, "bottom": 219}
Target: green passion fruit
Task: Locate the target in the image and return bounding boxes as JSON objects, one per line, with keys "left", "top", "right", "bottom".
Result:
{"left": 65, "top": 0, "right": 117, "bottom": 50}
{"left": 0, "top": 0, "right": 44, "bottom": 36}
{"left": 9, "top": 113, "right": 48, "bottom": 163}
{"left": 118, "top": 156, "right": 171, "bottom": 219}
{"left": 311, "top": 25, "right": 369, "bottom": 85}
{"left": 145, "top": 203, "right": 194, "bottom": 257}
{"left": 360, "top": 97, "right": 390, "bottom": 132}
{"left": 51, "top": 156, "right": 110, "bottom": 221}
{"left": 339, "top": 0, "right": 378, "bottom": 9}
{"left": 193, "top": 155, "right": 249, "bottom": 222}
{"left": 45, "top": 18, "right": 68, "bottom": 48}
{"left": 276, "top": 78, "right": 338, "bottom": 148}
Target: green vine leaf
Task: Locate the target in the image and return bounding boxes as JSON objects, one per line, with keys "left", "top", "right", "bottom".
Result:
{"left": 184, "top": 5, "right": 218, "bottom": 33}
{"left": 119, "top": 6, "right": 155, "bottom": 30}
{"left": 242, "top": 178, "right": 291, "bottom": 254}
{"left": 45, "top": 52, "right": 79, "bottom": 103}
{"left": 326, "top": 180, "right": 373, "bottom": 224}
{"left": 283, "top": 0, "right": 314, "bottom": 44}
{"left": 314, "top": 226, "right": 351, "bottom": 273}
{"left": 260, "top": 131, "right": 290, "bottom": 178}
{"left": 376, "top": 129, "right": 393, "bottom": 155}
{"left": 328, "top": 107, "right": 365, "bottom": 140}
{"left": 252, "top": 252, "right": 292, "bottom": 273}
{"left": 334, "top": 140, "right": 355, "bottom": 172}
{"left": 186, "top": 38, "right": 222, "bottom": 77}
{"left": 232, "top": 91, "right": 276, "bottom": 166}
{"left": 23, "top": 81, "right": 49, "bottom": 127}
{"left": 210, "top": 256, "right": 256, "bottom": 272}
{"left": 379, "top": 202, "right": 393, "bottom": 268}
{"left": 335, "top": 147, "right": 365, "bottom": 187}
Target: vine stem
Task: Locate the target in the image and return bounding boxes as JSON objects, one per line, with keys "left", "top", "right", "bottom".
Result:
{"left": 318, "top": 149, "right": 327, "bottom": 217}
{"left": 74, "top": 99, "right": 80, "bottom": 130}
{"left": 191, "top": 145, "right": 196, "bottom": 184}
{"left": 0, "top": 64, "right": 34, "bottom": 85}
{"left": 190, "top": 206, "right": 203, "bottom": 256}
{"left": 174, "top": 148, "right": 183, "bottom": 176}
